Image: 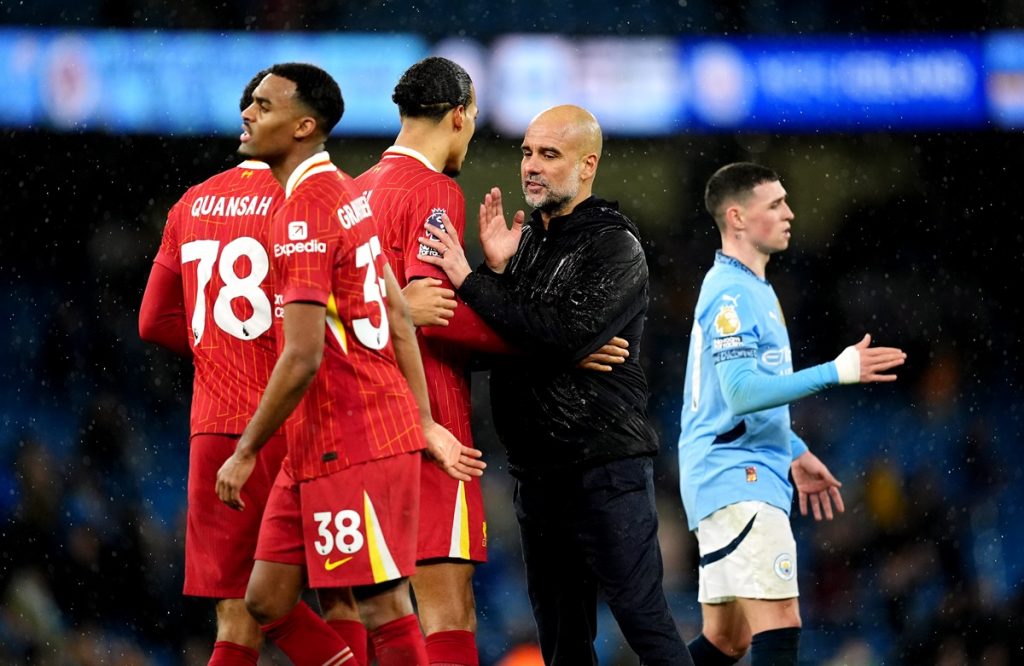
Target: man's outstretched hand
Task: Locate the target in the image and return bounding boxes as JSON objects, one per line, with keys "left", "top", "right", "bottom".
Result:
{"left": 422, "top": 421, "right": 487, "bottom": 482}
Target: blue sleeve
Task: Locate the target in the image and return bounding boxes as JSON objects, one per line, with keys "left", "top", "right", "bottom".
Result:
{"left": 790, "top": 431, "right": 809, "bottom": 460}
{"left": 715, "top": 355, "right": 839, "bottom": 416}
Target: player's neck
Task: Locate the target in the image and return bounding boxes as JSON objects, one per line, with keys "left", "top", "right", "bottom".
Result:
{"left": 271, "top": 144, "right": 327, "bottom": 189}
{"left": 721, "top": 241, "right": 769, "bottom": 278}
{"left": 393, "top": 125, "right": 449, "bottom": 173}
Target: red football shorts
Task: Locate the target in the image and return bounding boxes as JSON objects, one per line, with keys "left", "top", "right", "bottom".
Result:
{"left": 255, "top": 452, "right": 421, "bottom": 588}
{"left": 184, "top": 432, "right": 287, "bottom": 598}
{"left": 417, "top": 461, "right": 487, "bottom": 563}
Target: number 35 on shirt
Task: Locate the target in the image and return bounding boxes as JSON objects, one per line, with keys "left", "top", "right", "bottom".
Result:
{"left": 326, "top": 235, "right": 390, "bottom": 354}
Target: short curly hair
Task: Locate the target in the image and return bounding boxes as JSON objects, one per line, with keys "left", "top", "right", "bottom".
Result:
{"left": 267, "top": 62, "right": 344, "bottom": 136}
{"left": 392, "top": 56, "right": 473, "bottom": 121}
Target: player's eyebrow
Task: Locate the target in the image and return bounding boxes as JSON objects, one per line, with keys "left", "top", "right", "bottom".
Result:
{"left": 252, "top": 94, "right": 271, "bottom": 107}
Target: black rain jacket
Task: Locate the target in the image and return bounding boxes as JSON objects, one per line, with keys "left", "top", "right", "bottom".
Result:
{"left": 458, "top": 196, "right": 659, "bottom": 480}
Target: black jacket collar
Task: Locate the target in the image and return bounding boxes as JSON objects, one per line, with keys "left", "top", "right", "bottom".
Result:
{"left": 528, "top": 196, "right": 622, "bottom": 235}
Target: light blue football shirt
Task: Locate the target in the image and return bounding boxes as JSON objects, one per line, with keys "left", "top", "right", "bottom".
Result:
{"left": 678, "top": 251, "right": 839, "bottom": 531}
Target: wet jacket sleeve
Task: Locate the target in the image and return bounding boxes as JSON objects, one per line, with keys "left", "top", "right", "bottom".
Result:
{"left": 715, "top": 355, "right": 839, "bottom": 416}
{"left": 458, "top": 228, "right": 647, "bottom": 363}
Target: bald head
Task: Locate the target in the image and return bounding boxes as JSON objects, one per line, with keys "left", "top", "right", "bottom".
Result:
{"left": 528, "top": 104, "right": 603, "bottom": 159}
{"left": 521, "top": 105, "right": 603, "bottom": 222}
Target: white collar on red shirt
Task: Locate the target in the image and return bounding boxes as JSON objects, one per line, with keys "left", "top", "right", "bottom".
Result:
{"left": 382, "top": 145, "right": 439, "bottom": 172}
{"left": 285, "top": 151, "right": 337, "bottom": 198}
{"left": 236, "top": 160, "right": 270, "bottom": 169}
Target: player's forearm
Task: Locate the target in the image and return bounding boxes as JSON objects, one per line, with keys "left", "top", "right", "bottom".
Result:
{"left": 386, "top": 274, "right": 434, "bottom": 423}
{"left": 717, "top": 357, "right": 837, "bottom": 415}
{"left": 235, "top": 350, "right": 318, "bottom": 457}
{"left": 392, "top": 313, "right": 434, "bottom": 423}
{"left": 419, "top": 294, "right": 517, "bottom": 355}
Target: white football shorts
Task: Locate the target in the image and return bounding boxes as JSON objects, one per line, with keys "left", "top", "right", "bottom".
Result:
{"left": 695, "top": 500, "right": 799, "bottom": 603}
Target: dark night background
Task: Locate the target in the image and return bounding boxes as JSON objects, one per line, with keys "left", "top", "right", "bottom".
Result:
{"left": 2, "top": 2, "right": 1023, "bottom": 664}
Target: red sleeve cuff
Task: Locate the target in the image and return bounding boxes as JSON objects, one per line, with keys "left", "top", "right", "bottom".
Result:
{"left": 282, "top": 286, "right": 330, "bottom": 306}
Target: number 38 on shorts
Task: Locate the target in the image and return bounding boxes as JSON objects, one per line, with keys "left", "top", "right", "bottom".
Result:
{"left": 313, "top": 509, "right": 364, "bottom": 557}
{"left": 299, "top": 453, "right": 420, "bottom": 587}
{"left": 303, "top": 492, "right": 411, "bottom": 586}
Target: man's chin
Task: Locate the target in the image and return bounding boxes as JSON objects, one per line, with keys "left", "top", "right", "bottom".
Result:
{"left": 523, "top": 193, "right": 545, "bottom": 209}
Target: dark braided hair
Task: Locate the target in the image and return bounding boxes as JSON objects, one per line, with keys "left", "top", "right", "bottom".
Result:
{"left": 392, "top": 56, "right": 472, "bottom": 121}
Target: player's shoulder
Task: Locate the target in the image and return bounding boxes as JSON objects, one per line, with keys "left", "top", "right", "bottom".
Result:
{"left": 698, "top": 274, "right": 760, "bottom": 327}
{"left": 181, "top": 161, "right": 278, "bottom": 199}
{"left": 203, "top": 160, "right": 274, "bottom": 185}
{"left": 403, "top": 168, "right": 464, "bottom": 216}
{"left": 361, "top": 152, "right": 461, "bottom": 193}
{"left": 288, "top": 165, "right": 348, "bottom": 202}
{"left": 285, "top": 169, "right": 371, "bottom": 230}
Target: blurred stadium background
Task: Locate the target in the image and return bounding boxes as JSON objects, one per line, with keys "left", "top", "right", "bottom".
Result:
{"left": 2, "top": 2, "right": 1023, "bottom": 664}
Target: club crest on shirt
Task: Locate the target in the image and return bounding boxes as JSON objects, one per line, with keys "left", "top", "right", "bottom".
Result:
{"left": 745, "top": 466, "right": 757, "bottom": 482}
{"left": 714, "top": 300, "right": 741, "bottom": 336}
{"left": 418, "top": 208, "right": 447, "bottom": 258}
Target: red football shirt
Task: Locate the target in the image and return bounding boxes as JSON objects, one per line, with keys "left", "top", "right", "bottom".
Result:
{"left": 273, "top": 151, "right": 424, "bottom": 482}
{"left": 154, "top": 161, "right": 281, "bottom": 436}
{"left": 355, "top": 147, "right": 512, "bottom": 447}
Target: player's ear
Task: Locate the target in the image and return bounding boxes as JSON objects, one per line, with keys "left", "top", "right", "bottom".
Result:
{"left": 451, "top": 105, "right": 465, "bottom": 133}
{"left": 294, "top": 115, "right": 318, "bottom": 141}
{"left": 724, "top": 204, "right": 745, "bottom": 230}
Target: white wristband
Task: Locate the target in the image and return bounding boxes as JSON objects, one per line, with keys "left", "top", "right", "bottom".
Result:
{"left": 833, "top": 345, "right": 861, "bottom": 384}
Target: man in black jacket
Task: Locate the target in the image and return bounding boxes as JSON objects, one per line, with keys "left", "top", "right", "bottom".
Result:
{"left": 419, "top": 105, "right": 692, "bottom": 666}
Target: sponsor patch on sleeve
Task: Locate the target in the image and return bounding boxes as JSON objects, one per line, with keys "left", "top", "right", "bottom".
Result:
{"left": 713, "top": 348, "right": 756, "bottom": 363}
{"left": 712, "top": 335, "right": 742, "bottom": 351}
{"left": 418, "top": 208, "right": 447, "bottom": 257}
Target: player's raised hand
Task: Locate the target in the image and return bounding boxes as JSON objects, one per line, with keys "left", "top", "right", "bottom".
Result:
{"left": 216, "top": 450, "right": 257, "bottom": 511}
{"left": 418, "top": 214, "right": 472, "bottom": 288}
{"left": 855, "top": 333, "right": 907, "bottom": 382}
{"left": 834, "top": 333, "right": 907, "bottom": 384}
{"left": 403, "top": 277, "right": 456, "bottom": 327}
{"left": 422, "top": 421, "right": 487, "bottom": 482}
{"left": 578, "top": 336, "right": 630, "bottom": 372}
{"left": 478, "top": 187, "right": 524, "bottom": 273}
{"left": 791, "top": 451, "right": 844, "bottom": 521}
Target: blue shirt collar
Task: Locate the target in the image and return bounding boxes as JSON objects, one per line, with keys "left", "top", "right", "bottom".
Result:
{"left": 715, "top": 250, "right": 769, "bottom": 284}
